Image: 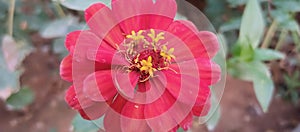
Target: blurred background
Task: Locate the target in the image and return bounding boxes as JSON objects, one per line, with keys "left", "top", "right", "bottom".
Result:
{"left": 0, "top": 0, "right": 299, "bottom": 132}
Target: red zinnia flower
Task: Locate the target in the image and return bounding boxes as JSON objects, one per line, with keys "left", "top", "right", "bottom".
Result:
{"left": 60, "top": 0, "right": 221, "bottom": 131}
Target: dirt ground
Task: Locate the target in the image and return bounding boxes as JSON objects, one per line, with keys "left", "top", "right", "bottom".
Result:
{"left": 0, "top": 40, "right": 299, "bottom": 131}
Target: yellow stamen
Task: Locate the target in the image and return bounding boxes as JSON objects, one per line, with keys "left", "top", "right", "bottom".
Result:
{"left": 160, "top": 45, "right": 175, "bottom": 62}
{"left": 139, "top": 56, "right": 156, "bottom": 77}
{"left": 126, "top": 30, "right": 145, "bottom": 41}
{"left": 147, "top": 29, "right": 165, "bottom": 45}
{"left": 134, "top": 54, "right": 140, "bottom": 63}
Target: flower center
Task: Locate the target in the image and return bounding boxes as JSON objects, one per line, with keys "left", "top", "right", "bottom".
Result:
{"left": 120, "top": 29, "right": 176, "bottom": 82}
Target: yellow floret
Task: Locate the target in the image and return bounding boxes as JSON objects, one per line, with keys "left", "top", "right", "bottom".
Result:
{"left": 160, "top": 45, "right": 175, "bottom": 62}
{"left": 147, "top": 29, "right": 165, "bottom": 44}
{"left": 126, "top": 30, "right": 145, "bottom": 41}
{"left": 139, "top": 56, "right": 156, "bottom": 77}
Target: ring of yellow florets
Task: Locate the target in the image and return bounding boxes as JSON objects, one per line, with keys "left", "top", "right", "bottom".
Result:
{"left": 120, "top": 29, "right": 176, "bottom": 82}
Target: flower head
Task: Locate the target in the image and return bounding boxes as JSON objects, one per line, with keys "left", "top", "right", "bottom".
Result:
{"left": 60, "top": 0, "right": 221, "bottom": 131}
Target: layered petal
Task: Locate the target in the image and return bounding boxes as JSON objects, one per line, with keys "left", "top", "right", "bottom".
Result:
{"left": 65, "top": 85, "right": 95, "bottom": 110}
{"left": 169, "top": 58, "right": 221, "bottom": 85}
{"left": 83, "top": 70, "right": 117, "bottom": 102}
{"left": 104, "top": 95, "right": 127, "bottom": 132}
{"left": 179, "top": 112, "right": 193, "bottom": 130}
{"left": 86, "top": 47, "right": 127, "bottom": 66}
{"left": 71, "top": 30, "right": 110, "bottom": 81}
{"left": 167, "top": 20, "right": 219, "bottom": 60}
{"left": 78, "top": 101, "right": 111, "bottom": 120}
{"left": 144, "top": 91, "right": 178, "bottom": 131}
{"left": 162, "top": 69, "right": 200, "bottom": 105}
{"left": 113, "top": 71, "right": 140, "bottom": 99}
{"left": 85, "top": 3, "right": 124, "bottom": 48}
{"left": 144, "top": 90, "right": 175, "bottom": 118}
{"left": 169, "top": 112, "right": 193, "bottom": 131}
{"left": 65, "top": 31, "right": 81, "bottom": 54}
{"left": 112, "top": 0, "right": 176, "bottom": 34}
{"left": 84, "top": 3, "right": 107, "bottom": 22}
{"left": 60, "top": 55, "right": 73, "bottom": 82}
{"left": 192, "top": 102, "right": 211, "bottom": 116}
{"left": 120, "top": 94, "right": 151, "bottom": 132}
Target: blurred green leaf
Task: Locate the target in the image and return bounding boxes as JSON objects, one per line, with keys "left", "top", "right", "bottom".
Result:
{"left": 59, "top": 0, "right": 111, "bottom": 11}
{"left": 1, "top": 35, "right": 33, "bottom": 71}
{"left": 216, "top": 33, "right": 228, "bottom": 57}
{"left": 292, "top": 31, "right": 300, "bottom": 52}
{"left": 230, "top": 60, "right": 271, "bottom": 81}
{"left": 176, "top": 128, "right": 184, "bottom": 132}
{"left": 226, "top": 0, "right": 248, "bottom": 7}
{"left": 226, "top": 0, "right": 267, "bottom": 7}
{"left": 240, "top": 42, "right": 254, "bottom": 62}
{"left": 206, "top": 107, "right": 221, "bottom": 131}
{"left": 6, "top": 87, "right": 34, "bottom": 110}
{"left": 205, "top": 92, "right": 221, "bottom": 131}
{"left": 239, "top": 0, "right": 265, "bottom": 48}
{"left": 40, "top": 16, "right": 78, "bottom": 39}
{"left": 53, "top": 38, "right": 68, "bottom": 59}
{"left": 0, "top": 0, "right": 8, "bottom": 20}
{"left": 72, "top": 114, "right": 104, "bottom": 132}
{"left": 0, "top": 68, "right": 21, "bottom": 100}
{"left": 252, "top": 68, "right": 274, "bottom": 112}
{"left": 229, "top": 60, "right": 273, "bottom": 112}
{"left": 205, "top": 0, "right": 227, "bottom": 28}
{"left": 283, "top": 72, "right": 300, "bottom": 105}
{"left": 0, "top": 36, "right": 32, "bottom": 100}
{"left": 273, "top": 0, "right": 300, "bottom": 12}
{"left": 291, "top": 91, "right": 299, "bottom": 105}
{"left": 174, "top": 13, "right": 187, "bottom": 20}
{"left": 20, "top": 14, "right": 48, "bottom": 31}
{"left": 219, "top": 17, "right": 241, "bottom": 33}
{"left": 67, "top": 22, "right": 87, "bottom": 32}
{"left": 271, "top": 10, "right": 300, "bottom": 34}
{"left": 284, "top": 71, "right": 300, "bottom": 89}
{"left": 254, "top": 49, "right": 285, "bottom": 61}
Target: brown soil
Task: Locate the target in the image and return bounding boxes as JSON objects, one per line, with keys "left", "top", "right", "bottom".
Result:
{"left": 215, "top": 76, "right": 300, "bottom": 132}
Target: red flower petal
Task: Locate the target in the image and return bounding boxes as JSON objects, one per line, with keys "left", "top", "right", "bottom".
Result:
{"left": 192, "top": 102, "right": 211, "bottom": 116}
{"left": 114, "top": 71, "right": 140, "bottom": 99}
{"left": 154, "top": 0, "right": 177, "bottom": 20}
{"left": 112, "top": 0, "right": 153, "bottom": 33}
{"left": 120, "top": 94, "right": 151, "bottom": 132}
{"left": 65, "top": 85, "right": 94, "bottom": 110}
{"left": 86, "top": 47, "right": 127, "bottom": 66}
{"left": 84, "top": 3, "right": 107, "bottom": 22}
{"left": 65, "top": 31, "right": 81, "bottom": 54}
{"left": 144, "top": 90, "right": 175, "bottom": 118}
{"left": 168, "top": 112, "right": 193, "bottom": 131}
{"left": 121, "top": 117, "right": 151, "bottom": 132}
{"left": 71, "top": 30, "right": 112, "bottom": 82}
{"left": 104, "top": 109, "right": 121, "bottom": 131}
{"left": 163, "top": 69, "right": 200, "bottom": 105}
{"left": 85, "top": 3, "right": 124, "bottom": 48}
{"left": 112, "top": 0, "right": 175, "bottom": 34}
{"left": 104, "top": 95, "right": 127, "bottom": 132}
{"left": 167, "top": 20, "right": 219, "bottom": 60}
{"left": 179, "top": 112, "right": 193, "bottom": 130}
{"left": 198, "top": 31, "right": 220, "bottom": 58}
{"left": 83, "top": 70, "right": 117, "bottom": 102}
{"left": 78, "top": 101, "right": 110, "bottom": 120}
{"left": 145, "top": 73, "right": 167, "bottom": 103}
{"left": 169, "top": 58, "right": 221, "bottom": 85}
{"left": 144, "top": 91, "right": 180, "bottom": 131}
{"left": 60, "top": 55, "right": 72, "bottom": 82}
